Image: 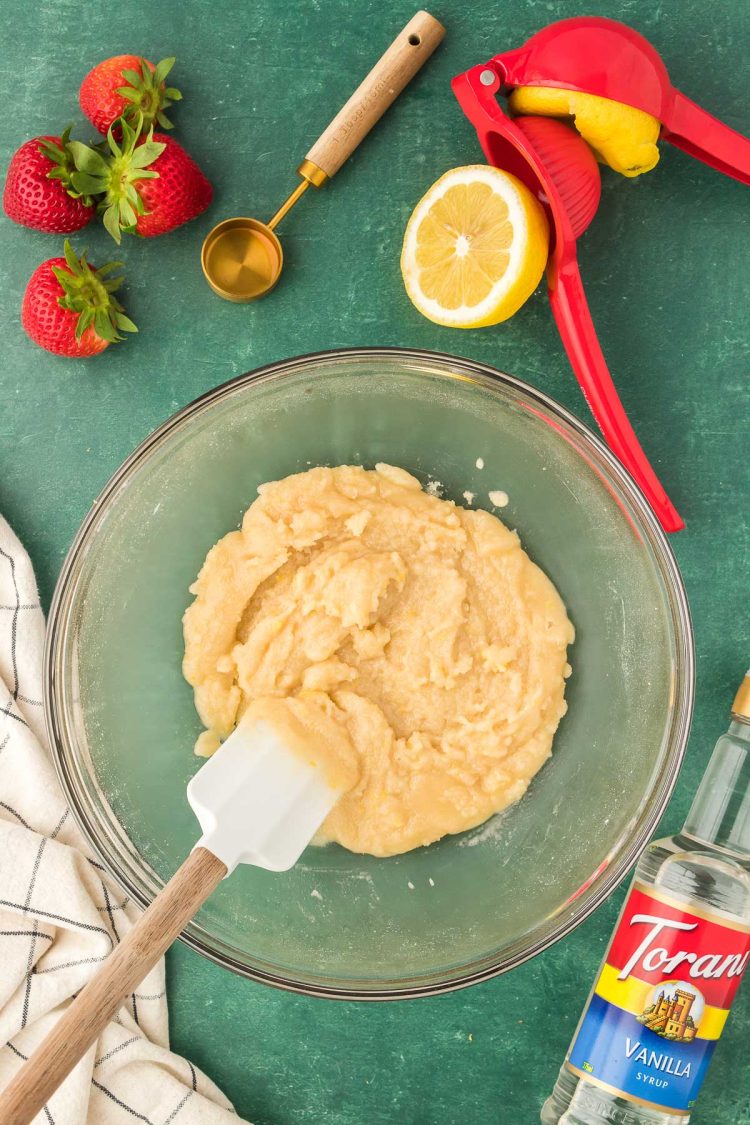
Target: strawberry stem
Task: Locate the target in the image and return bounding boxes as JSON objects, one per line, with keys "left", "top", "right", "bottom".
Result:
{"left": 38, "top": 126, "right": 97, "bottom": 207}
{"left": 53, "top": 239, "right": 137, "bottom": 342}
{"left": 69, "top": 114, "right": 165, "bottom": 244}
{"left": 115, "top": 56, "right": 181, "bottom": 132}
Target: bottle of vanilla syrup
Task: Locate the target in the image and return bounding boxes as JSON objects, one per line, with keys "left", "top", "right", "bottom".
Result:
{"left": 542, "top": 672, "right": 750, "bottom": 1124}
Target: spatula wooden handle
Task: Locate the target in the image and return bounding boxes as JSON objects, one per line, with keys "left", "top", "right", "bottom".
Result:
{"left": 0, "top": 847, "right": 227, "bottom": 1125}
{"left": 305, "top": 10, "right": 445, "bottom": 179}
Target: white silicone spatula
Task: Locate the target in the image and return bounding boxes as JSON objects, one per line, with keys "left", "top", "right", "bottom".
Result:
{"left": 0, "top": 717, "right": 343, "bottom": 1125}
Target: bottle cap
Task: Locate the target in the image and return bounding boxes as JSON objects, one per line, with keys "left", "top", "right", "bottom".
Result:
{"left": 731, "top": 670, "right": 750, "bottom": 722}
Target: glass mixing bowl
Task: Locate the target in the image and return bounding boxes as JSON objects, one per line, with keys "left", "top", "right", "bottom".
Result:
{"left": 46, "top": 348, "right": 694, "bottom": 999}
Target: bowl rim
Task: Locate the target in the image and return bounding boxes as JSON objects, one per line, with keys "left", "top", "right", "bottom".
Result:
{"left": 44, "top": 345, "right": 695, "bottom": 1000}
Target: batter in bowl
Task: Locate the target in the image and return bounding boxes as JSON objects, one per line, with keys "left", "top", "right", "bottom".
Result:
{"left": 183, "top": 464, "right": 574, "bottom": 857}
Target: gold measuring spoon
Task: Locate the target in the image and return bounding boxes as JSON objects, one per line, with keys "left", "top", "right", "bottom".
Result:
{"left": 201, "top": 10, "right": 445, "bottom": 302}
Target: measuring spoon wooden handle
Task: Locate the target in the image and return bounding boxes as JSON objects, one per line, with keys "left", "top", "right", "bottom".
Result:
{"left": 305, "top": 10, "right": 445, "bottom": 180}
{"left": 0, "top": 847, "right": 227, "bottom": 1125}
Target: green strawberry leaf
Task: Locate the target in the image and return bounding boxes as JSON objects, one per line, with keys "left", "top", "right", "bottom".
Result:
{"left": 115, "top": 313, "right": 138, "bottom": 333}
{"left": 121, "top": 69, "right": 143, "bottom": 88}
{"left": 63, "top": 239, "right": 79, "bottom": 271}
{"left": 117, "top": 114, "right": 144, "bottom": 154}
{"left": 51, "top": 265, "right": 71, "bottom": 290}
{"left": 68, "top": 140, "right": 109, "bottom": 176}
{"left": 129, "top": 139, "right": 166, "bottom": 167}
{"left": 153, "top": 57, "right": 176, "bottom": 84}
{"left": 103, "top": 204, "right": 123, "bottom": 244}
{"left": 123, "top": 124, "right": 136, "bottom": 155}
{"left": 70, "top": 171, "right": 106, "bottom": 195}
{"left": 38, "top": 140, "right": 67, "bottom": 163}
{"left": 119, "top": 198, "right": 137, "bottom": 227}
{"left": 106, "top": 128, "right": 122, "bottom": 157}
{"left": 94, "top": 309, "right": 114, "bottom": 340}
{"left": 74, "top": 308, "right": 93, "bottom": 340}
{"left": 164, "top": 88, "right": 182, "bottom": 101}
{"left": 116, "top": 86, "right": 141, "bottom": 102}
{"left": 95, "top": 260, "right": 123, "bottom": 277}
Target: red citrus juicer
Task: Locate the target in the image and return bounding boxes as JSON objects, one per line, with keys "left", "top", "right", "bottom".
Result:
{"left": 452, "top": 16, "right": 750, "bottom": 533}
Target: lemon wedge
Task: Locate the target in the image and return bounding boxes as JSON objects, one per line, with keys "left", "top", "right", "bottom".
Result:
{"left": 401, "top": 165, "right": 549, "bottom": 329}
{"left": 509, "top": 86, "right": 660, "bottom": 178}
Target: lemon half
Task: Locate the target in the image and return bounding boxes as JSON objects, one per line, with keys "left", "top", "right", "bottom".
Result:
{"left": 401, "top": 165, "right": 549, "bottom": 329}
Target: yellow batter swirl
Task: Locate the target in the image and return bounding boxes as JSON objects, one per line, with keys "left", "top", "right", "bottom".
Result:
{"left": 183, "top": 464, "right": 573, "bottom": 857}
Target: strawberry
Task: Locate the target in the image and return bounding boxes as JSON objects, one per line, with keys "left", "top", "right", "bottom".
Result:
{"left": 3, "top": 128, "right": 96, "bottom": 233}
{"left": 70, "top": 115, "right": 212, "bottom": 244}
{"left": 129, "top": 134, "right": 213, "bottom": 238}
{"left": 22, "top": 240, "right": 137, "bottom": 357}
{"left": 80, "top": 55, "right": 181, "bottom": 135}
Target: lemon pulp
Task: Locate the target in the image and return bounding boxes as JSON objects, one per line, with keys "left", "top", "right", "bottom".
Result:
{"left": 401, "top": 165, "right": 549, "bottom": 329}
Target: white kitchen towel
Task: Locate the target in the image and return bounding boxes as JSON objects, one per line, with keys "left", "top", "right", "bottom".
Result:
{"left": 0, "top": 515, "right": 250, "bottom": 1124}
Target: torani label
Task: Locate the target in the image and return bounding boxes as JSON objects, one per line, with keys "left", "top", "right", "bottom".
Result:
{"left": 566, "top": 883, "right": 750, "bottom": 1114}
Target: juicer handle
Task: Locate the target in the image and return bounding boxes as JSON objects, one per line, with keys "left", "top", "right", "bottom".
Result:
{"left": 304, "top": 10, "right": 445, "bottom": 180}
{"left": 0, "top": 847, "right": 227, "bottom": 1125}
{"left": 662, "top": 90, "right": 750, "bottom": 186}
{"left": 548, "top": 257, "right": 684, "bottom": 533}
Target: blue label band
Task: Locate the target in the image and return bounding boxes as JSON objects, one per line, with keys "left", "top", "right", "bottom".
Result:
{"left": 568, "top": 993, "right": 716, "bottom": 1113}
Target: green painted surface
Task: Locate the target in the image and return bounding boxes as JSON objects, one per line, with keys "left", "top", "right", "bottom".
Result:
{"left": 2, "top": 0, "right": 749, "bottom": 1121}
